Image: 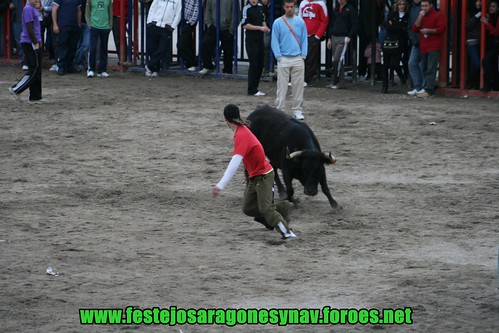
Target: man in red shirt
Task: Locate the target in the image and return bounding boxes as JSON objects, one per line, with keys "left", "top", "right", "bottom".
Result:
{"left": 299, "top": 0, "right": 328, "bottom": 85}
{"left": 411, "top": 0, "right": 446, "bottom": 97}
{"left": 212, "top": 104, "right": 296, "bottom": 239}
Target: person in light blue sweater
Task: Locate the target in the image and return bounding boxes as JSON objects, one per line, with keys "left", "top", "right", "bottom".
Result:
{"left": 271, "top": 0, "right": 308, "bottom": 121}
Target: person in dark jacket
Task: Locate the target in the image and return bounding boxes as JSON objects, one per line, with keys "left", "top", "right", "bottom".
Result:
{"left": 381, "top": 0, "right": 409, "bottom": 93}
{"left": 326, "top": 0, "right": 358, "bottom": 89}
{"left": 465, "top": 0, "right": 482, "bottom": 90}
{"left": 480, "top": 0, "right": 499, "bottom": 91}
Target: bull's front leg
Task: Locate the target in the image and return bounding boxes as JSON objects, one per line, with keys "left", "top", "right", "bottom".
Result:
{"left": 320, "top": 176, "right": 340, "bottom": 209}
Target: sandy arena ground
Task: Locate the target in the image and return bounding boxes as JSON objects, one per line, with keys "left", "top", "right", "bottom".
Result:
{"left": 1, "top": 65, "right": 498, "bottom": 332}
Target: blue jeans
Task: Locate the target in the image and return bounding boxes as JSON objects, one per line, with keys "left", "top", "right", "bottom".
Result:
{"left": 74, "top": 23, "right": 91, "bottom": 66}
{"left": 89, "top": 27, "right": 110, "bottom": 73}
{"left": 408, "top": 45, "right": 425, "bottom": 91}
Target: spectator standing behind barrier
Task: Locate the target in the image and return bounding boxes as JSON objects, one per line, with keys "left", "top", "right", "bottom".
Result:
{"left": 241, "top": 0, "right": 269, "bottom": 96}
{"left": 381, "top": 0, "right": 409, "bottom": 94}
{"left": 52, "top": 0, "right": 82, "bottom": 75}
{"left": 212, "top": 104, "right": 297, "bottom": 240}
{"left": 260, "top": 0, "right": 270, "bottom": 75}
{"left": 145, "top": 0, "right": 182, "bottom": 78}
{"left": 41, "top": 0, "right": 57, "bottom": 69}
{"left": 326, "top": 0, "right": 358, "bottom": 89}
{"left": 298, "top": 0, "right": 328, "bottom": 86}
{"left": 112, "top": 0, "right": 128, "bottom": 64}
{"left": 411, "top": 0, "right": 446, "bottom": 98}
{"left": 9, "top": 0, "right": 43, "bottom": 104}
{"left": 199, "top": 0, "right": 237, "bottom": 75}
{"left": 407, "top": 0, "right": 424, "bottom": 96}
{"left": 73, "top": 0, "right": 89, "bottom": 72}
{"left": 11, "top": 0, "right": 27, "bottom": 68}
{"left": 271, "top": 0, "right": 307, "bottom": 121}
{"left": 177, "top": 0, "right": 199, "bottom": 71}
{"left": 85, "top": 0, "right": 112, "bottom": 78}
{"left": 465, "top": 0, "right": 482, "bottom": 90}
{"left": 0, "top": 0, "right": 9, "bottom": 57}
{"left": 480, "top": 0, "right": 499, "bottom": 92}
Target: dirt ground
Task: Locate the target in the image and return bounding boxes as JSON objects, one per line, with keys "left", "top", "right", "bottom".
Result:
{"left": 0, "top": 64, "right": 498, "bottom": 333}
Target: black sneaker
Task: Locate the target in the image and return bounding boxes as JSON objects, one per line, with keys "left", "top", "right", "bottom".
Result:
{"left": 254, "top": 216, "right": 274, "bottom": 230}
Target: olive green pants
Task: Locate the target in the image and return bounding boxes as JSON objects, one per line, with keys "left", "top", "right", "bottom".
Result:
{"left": 242, "top": 170, "right": 291, "bottom": 235}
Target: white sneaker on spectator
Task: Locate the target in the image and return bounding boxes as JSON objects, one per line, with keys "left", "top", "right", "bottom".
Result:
{"left": 145, "top": 65, "right": 152, "bottom": 77}
{"left": 49, "top": 64, "right": 58, "bottom": 72}
{"left": 151, "top": 72, "right": 159, "bottom": 78}
{"left": 407, "top": 89, "right": 418, "bottom": 96}
{"left": 97, "top": 72, "right": 110, "bottom": 78}
{"left": 199, "top": 68, "right": 211, "bottom": 75}
{"left": 87, "top": 70, "right": 95, "bottom": 78}
{"left": 22, "top": 65, "right": 28, "bottom": 70}
{"left": 328, "top": 84, "right": 338, "bottom": 89}
{"left": 253, "top": 91, "right": 265, "bottom": 96}
{"left": 294, "top": 111, "right": 305, "bottom": 121}
{"left": 187, "top": 66, "right": 197, "bottom": 72}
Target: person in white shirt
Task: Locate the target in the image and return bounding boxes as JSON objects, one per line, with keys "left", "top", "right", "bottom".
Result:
{"left": 145, "top": 0, "right": 182, "bottom": 78}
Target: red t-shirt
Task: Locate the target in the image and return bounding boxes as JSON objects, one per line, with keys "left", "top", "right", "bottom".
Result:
{"left": 233, "top": 125, "right": 272, "bottom": 178}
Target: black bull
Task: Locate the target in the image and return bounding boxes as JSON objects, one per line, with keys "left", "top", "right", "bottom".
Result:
{"left": 247, "top": 105, "right": 340, "bottom": 209}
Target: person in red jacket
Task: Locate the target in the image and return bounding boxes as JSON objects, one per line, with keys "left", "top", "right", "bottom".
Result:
{"left": 411, "top": 0, "right": 446, "bottom": 97}
{"left": 480, "top": 0, "right": 499, "bottom": 91}
{"left": 299, "top": 0, "right": 328, "bottom": 85}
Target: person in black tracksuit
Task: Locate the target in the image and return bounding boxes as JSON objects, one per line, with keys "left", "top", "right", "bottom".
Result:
{"left": 241, "top": 0, "right": 270, "bottom": 96}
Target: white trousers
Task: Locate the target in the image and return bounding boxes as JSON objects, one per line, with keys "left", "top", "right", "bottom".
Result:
{"left": 276, "top": 55, "right": 305, "bottom": 113}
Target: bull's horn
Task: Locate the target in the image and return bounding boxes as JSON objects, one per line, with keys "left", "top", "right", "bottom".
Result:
{"left": 286, "top": 148, "right": 303, "bottom": 159}
{"left": 325, "top": 152, "right": 337, "bottom": 165}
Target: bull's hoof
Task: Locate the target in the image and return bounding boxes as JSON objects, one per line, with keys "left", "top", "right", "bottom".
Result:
{"left": 330, "top": 204, "right": 343, "bottom": 211}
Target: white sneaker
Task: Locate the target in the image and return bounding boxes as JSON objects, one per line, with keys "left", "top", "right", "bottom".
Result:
{"left": 328, "top": 84, "right": 338, "bottom": 89}
{"left": 253, "top": 91, "right": 265, "bottom": 96}
{"left": 22, "top": 65, "right": 28, "bottom": 70}
{"left": 97, "top": 72, "right": 110, "bottom": 78}
{"left": 199, "top": 68, "right": 211, "bottom": 75}
{"left": 145, "top": 65, "right": 152, "bottom": 77}
{"left": 407, "top": 88, "right": 418, "bottom": 96}
{"left": 284, "top": 230, "right": 297, "bottom": 239}
{"left": 87, "top": 70, "right": 95, "bottom": 78}
{"left": 9, "top": 87, "right": 21, "bottom": 101}
{"left": 187, "top": 66, "right": 197, "bottom": 72}
{"left": 151, "top": 72, "right": 159, "bottom": 78}
{"left": 49, "top": 64, "right": 58, "bottom": 72}
{"left": 294, "top": 111, "right": 305, "bottom": 121}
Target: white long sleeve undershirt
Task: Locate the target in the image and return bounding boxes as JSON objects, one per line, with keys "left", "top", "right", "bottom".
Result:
{"left": 216, "top": 154, "right": 243, "bottom": 190}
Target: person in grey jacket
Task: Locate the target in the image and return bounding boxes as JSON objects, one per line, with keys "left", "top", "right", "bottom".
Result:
{"left": 199, "top": 0, "right": 238, "bottom": 75}
{"left": 406, "top": 0, "right": 425, "bottom": 96}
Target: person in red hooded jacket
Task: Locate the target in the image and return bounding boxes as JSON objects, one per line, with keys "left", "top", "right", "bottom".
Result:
{"left": 411, "top": 0, "right": 446, "bottom": 97}
{"left": 299, "top": 0, "right": 328, "bottom": 85}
